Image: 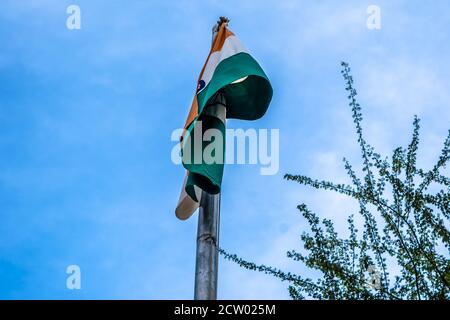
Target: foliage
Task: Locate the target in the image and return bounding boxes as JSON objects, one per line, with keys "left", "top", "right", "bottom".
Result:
{"left": 220, "top": 62, "right": 450, "bottom": 300}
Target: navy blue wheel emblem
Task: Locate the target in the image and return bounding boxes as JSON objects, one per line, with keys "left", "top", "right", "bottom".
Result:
{"left": 197, "top": 80, "right": 206, "bottom": 93}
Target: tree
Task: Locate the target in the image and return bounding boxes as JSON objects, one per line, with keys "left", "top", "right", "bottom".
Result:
{"left": 220, "top": 62, "right": 450, "bottom": 300}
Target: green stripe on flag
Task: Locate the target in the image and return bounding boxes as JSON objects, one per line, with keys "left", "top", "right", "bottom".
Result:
{"left": 183, "top": 114, "right": 226, "bottom": 198}
{"left": 197, "top": 52, "right": 273, "bottom": 120}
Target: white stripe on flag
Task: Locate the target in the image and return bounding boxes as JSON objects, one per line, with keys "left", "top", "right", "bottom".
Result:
{"left": 199, "top": 36, "right": 248, "bottom": 93}
{"left": 175, "top": 172, "right": 202, "bottom": 220}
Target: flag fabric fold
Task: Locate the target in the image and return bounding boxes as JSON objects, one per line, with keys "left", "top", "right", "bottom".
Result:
{"left": 176, "top": 21, "right": 272, "bottom": 220}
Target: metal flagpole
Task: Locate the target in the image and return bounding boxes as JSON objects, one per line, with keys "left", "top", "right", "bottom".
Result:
{"left": 193, "top": 16, "right": 228, "bottom": 301}
{"left": 194, "top": 191, "right": 221, "bottom": 300}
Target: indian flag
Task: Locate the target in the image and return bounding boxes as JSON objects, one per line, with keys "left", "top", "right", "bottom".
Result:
{"left": 176, "top": 21, "right": 273, "bottom": 220}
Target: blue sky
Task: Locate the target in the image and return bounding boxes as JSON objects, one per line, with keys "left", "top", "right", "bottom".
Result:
{"left": 0, "top": 0, "right": 449, "bottom": 299}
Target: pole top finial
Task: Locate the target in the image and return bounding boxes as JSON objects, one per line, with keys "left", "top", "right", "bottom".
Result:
{"left": 212, "top": 17, "right": 229, "bottom": 41}
{"left": 217, "top": 16, "right": 230, "bottom": 27}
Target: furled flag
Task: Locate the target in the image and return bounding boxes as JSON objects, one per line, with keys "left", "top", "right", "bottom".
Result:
{"left": 176, "top": 18, "right": 273, "bottom": 220}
